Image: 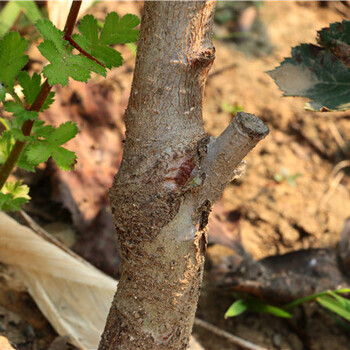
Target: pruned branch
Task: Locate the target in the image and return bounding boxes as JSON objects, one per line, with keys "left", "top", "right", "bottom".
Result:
{"left": 199, "top": 112, "right": 269, "bottom": 204}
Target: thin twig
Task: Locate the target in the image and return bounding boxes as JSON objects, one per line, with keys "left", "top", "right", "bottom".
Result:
{"left": 328, "top": 120, "right": 346, "bottom": 152}
{"left": 194, "top": 318, "right": 268, "bottom": 350}
{"left": 319, "top": 160, "right": 350, "bottom": 209}
{"left": 19, "top": 210, "right": 84, "bottom": 263}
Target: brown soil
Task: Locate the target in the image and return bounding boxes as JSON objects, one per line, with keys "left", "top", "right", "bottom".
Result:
{"left": 1, "top": 1, "right": 350, "bottom": 350}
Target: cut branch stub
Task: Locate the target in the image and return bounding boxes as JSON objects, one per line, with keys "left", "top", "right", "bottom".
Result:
{"left": 199, "top": 112, "right": 269, "bottom": 205}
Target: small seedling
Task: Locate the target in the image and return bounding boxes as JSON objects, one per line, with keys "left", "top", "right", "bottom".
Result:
{"left": 225, "top": 289, "right": 350, "bottom": 324}
{"left": 221, "top": 101, "right": 244, "bottom": 115}
{"left": 273, "top": 167, "right": 302, "bottom": 187}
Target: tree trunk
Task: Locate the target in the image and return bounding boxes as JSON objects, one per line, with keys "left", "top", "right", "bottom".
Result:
{"left": 99, "top": 2, "right": 269, "bottom": 349}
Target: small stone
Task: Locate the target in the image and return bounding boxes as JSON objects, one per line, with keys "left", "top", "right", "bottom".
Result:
{"left": 273, "top": 333, "right": 282, "bottom": 349}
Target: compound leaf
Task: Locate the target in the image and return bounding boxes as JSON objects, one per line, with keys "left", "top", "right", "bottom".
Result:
{"left": 25, "top": 122, "right": 78, "bottom": 170}
{"left": 36, "top": 19, "right": 106, "bottom": 86}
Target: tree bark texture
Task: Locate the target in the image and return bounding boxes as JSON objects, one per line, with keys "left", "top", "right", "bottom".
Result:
{"left": 99, "top": 2, "right": 269, "bottom": 350}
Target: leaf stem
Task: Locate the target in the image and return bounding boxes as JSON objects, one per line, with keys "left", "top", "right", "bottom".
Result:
{"left": 63, "top": 34, "right": 106, "bottom": 68}
{"left": 0, "top": 1, "right": 83, "bottom": 190}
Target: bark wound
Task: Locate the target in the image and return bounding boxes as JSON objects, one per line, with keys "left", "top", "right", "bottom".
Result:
{"left": 163, "top": 155, "right": 196, "bottom": 192}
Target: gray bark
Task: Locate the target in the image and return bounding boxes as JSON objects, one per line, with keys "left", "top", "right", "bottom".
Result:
{"left": 99, "top": 2, "right": 268, "bottom": 349}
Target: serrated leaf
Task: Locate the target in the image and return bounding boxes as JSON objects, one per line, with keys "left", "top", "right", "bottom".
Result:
{"left": 225, "top": 299, "right": 247, "bottom": 318}
{"left": 4, "top": 101, "right": 38, "bottom": 123}
{"left": 17, "top": 146, "right": 36, "bottom": 171}
{"left": 100, "top": 12, "right": 140, "bottom": 45}
{"left": 52, "top": 147, "right": 77, "bottom": 171}
{"left": 268, "top": 44, "right": 350, "bottom": 111}
{"left": 11, "top": 128, "right": 32, "bottom": 142}
{"left": 317, "top": 20, "right": 350, "bottom": 68}
{"left": 26, "top": 142, "right": 51, "bottom": 164}
{"left": 35, "top": 19, "right": 66, "bottom": 52}
{"left": 17, "top": 71, "right": 41, "bottom": 105}
{"left": 0, "top": 31, "right": 28, "bottom": 90}
{"left": 41, "top": 91, "right": 55, "bottom": 111}
{"left": 76, "top": 14, "right": 123, "bottom": 69}
{"left": 32, "top": 120, "right": 54, "bottom": 139}
{"left": 25, "top": 122, "right": 78, "bottom": 170}
{"left": 48, "top": 121, "right": 78, "bottom": 146}
{"left": 36, "top": 19, "right": 106, "bottom": 86}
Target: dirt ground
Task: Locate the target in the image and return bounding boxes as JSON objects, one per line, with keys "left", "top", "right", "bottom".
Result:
{"left": 1, "top": 1, "right": 350, "bottom": 350}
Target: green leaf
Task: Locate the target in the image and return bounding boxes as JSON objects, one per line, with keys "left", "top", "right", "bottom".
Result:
{"left": 76, "top": 14, "right": 123, "bottom": 69}
{"left": 17, "top": 71, "right": 56, "bottom": 110}
{"left": 268, "top": 20, "right": 350, "bottom": 112}
{"left": 36, "top": 19, "right": 106, "bottom": 86}
{"left": 32, "top": 120, "right": 54, "bottom": 139}
{"left": 49, "top": 121, "right": 78, "bottom": 146}
{"left": 0, "top": 31, "right": 28, "bottom": 90}
{"left": 317, "top": 295, "right": 350, "bottom": 322}
{"left": 16, "top": 145, "right": 37, "bottom": 171}
{"left": 4, "top": 101, "right": 38, "bottom": 123}
{"left": 100, "top": 12, "right": 140, "bottom": 45}
{"left": 41, "top": 91, "right": 56, "bottom": 111}
{"left": 327, "top": 291, "right": 350, "bottom": 312}
{"left": 245, "top": 299, "right": 292, "bottom": 318}
{"left": 25, "top": 143, "right": 51, "bottom": 164}
{"left": 284, "top": 289, "right": 350, "bottom": 309}
{"left": 17, "top": 71, "right": 41, "bottom": 105}
{"left": 52, "top": 147, "right": 77, "bottom": 171}
{"left": 26, "top": 122, "right": 78, "bottom": 170}
{"left": 225, "top": 299, "right": 247, "bottom": 318}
